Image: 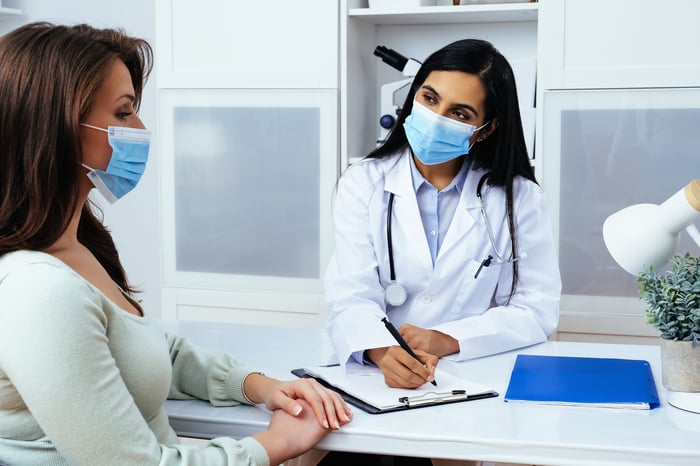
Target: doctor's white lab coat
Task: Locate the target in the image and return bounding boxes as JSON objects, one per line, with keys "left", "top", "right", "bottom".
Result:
{"left": 324, "top": 150, "right": 561, "bottom": 364}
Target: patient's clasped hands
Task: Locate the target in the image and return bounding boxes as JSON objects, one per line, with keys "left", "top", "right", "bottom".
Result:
{"left": 245, "top": 375, "right": 352, "bottom": 464}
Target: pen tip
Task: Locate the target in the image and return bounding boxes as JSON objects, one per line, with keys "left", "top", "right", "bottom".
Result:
{"left": 431, "top": 380, "right": 438, "bottom": 387}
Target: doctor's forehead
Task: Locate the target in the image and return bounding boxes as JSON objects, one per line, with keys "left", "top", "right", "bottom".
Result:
{"left": 420, "top": 71, "right": 486, "bottom": 108}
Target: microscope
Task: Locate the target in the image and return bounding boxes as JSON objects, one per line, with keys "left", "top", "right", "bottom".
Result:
{"left": 373, "top": 45, "right": 422, "bottom": 145}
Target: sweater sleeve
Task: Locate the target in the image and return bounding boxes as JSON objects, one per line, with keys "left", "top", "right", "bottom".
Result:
{"left": 166, "top": 333, "right": 253, "bottom": 407}
{"left": 0, "top": 262, "right": 269, "bottom": 466}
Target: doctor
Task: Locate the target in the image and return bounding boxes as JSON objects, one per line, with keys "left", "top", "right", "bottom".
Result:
{"left": 325, "top": 39, "right": 561, "bottom": 389}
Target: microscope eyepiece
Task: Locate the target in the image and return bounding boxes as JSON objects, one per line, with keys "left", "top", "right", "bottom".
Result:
{"left": 374, "top": 45, "right": 408, "bottom": 72}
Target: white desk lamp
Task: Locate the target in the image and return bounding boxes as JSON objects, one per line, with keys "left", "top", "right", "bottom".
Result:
{"left": 603, "top": 180, "right": 700, "bottom": 413}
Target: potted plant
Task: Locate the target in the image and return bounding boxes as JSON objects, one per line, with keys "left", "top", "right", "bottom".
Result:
{"left": 637, "top": 252, "right": 700, "bottom": 392}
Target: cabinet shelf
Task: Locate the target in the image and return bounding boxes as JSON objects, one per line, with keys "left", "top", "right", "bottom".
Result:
{"left": 349, "top": 3, "right": 538, "bottom": 25}
{"left": 0, "top": 7, "right": 22, "bottom": 16}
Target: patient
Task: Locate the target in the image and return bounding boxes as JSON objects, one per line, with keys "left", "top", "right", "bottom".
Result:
{"left": 0, "top": 22, "right": 351, "bottom": 466}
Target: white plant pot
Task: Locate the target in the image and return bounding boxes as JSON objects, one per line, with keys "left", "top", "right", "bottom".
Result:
{"left": 660, "top": 339, "right": 700, "bottom": 392}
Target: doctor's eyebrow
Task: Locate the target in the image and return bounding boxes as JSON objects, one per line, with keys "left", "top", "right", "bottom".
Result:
{"left": 419, "top": 84, "right": 479, "bottom": 117}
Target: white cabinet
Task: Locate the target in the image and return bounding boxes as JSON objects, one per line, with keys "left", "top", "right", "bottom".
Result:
{"left": 540, "top": 0, "right": 700, "bottom": 89}
{"left": 159, "top": 90, "right": 338, "bottom": 326}
{"left": 155, "top": 1, "right": 339, "bottom": 326}
{"left": 537, "top": 0, "right": 700, "bottom": 342}
{"left": 157, "top": 0, "right": 338, "bottom": 89}
{"left": 542, "top": 88, "right": 700, "bottom": 339}
{"left": 341, "top": 0, "right": 539, "bottom": 166}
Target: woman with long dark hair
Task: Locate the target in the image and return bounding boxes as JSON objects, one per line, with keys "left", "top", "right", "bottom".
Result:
{"left": 326, "top": 39, "right": 561, "bottom": 389}
{"left": 0, "top": 22, "right": 350, "bottom": 466}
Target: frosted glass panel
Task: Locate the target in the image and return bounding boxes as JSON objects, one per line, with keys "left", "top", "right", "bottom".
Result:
{"left": 557, "top": 107, "right": 700, "bottom": 298}
{"left": 173, "top": 107, "right": 320, "bottom": 278}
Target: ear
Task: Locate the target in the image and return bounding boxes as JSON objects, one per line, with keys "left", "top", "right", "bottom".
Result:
{"left": 476, "top": 118, "right": 499, "bottom": 142}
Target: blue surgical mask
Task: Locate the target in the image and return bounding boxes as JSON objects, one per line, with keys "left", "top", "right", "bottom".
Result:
{"left": 80, "top": 124, "right": 151, "bottom": 204}
{"left": 403, "top": 100, "right": 489, "bottom": 165}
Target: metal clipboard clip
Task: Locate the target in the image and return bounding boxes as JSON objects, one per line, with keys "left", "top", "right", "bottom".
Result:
{"left": 398, "top": 390, "right": 468, "bottom": 407}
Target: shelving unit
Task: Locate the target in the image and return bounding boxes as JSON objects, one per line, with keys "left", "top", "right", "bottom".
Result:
{"left": 348, "top": 3, "right": 538, "bottom": 24}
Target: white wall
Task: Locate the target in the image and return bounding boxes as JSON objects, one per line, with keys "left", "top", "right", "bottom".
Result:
{"left": 0, "top": 0, "right": 162, "bottom": 316}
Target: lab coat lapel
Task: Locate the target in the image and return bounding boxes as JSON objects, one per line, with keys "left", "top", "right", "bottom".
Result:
{"left": 436, "top": 167, "right": 483, "bottom": 261}
{"left": 384, "top": 154, "right": 433, "bottom": 272}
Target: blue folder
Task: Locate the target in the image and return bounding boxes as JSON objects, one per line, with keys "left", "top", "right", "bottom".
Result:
{"left": 504, "top": 354, "right": 660, "bottom": 409}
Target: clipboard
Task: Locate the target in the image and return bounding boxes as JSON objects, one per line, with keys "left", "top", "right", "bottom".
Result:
{"left": 292, "top": 363, "right": 498, "bottom": 414}
{"left": 504, "top": 354, "right": 660, "bottom": 410}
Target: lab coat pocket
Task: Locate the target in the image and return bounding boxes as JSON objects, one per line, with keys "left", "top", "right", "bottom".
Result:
{"left": 451, "top": 258, "right": 503, "bottom": 315}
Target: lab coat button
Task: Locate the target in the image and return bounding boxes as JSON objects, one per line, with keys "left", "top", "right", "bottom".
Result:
{"left": 422, "top": 295, "right": 432, "bottom": 304}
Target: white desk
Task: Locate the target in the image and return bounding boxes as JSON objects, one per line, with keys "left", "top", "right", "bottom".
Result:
{"left": 160, "top": 320, "right": 700, "bottom": 466}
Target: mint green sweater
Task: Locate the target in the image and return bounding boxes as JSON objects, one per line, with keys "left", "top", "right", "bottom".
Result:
{"left": 0, "top": 251, "right": 269, "bottom": 466}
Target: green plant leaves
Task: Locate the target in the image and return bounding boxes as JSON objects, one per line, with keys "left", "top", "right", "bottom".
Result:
{"left": 637, "top": 253, "right": 700, "bottom": 345}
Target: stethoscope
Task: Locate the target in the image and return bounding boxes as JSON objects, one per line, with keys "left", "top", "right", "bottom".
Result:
{"left": 383, "top": 174, "right": 525, "bottom": 307}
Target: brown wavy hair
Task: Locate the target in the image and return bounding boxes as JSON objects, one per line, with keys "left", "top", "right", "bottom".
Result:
{"left": 0, "top": 22, "right": 153, "bottom": 294}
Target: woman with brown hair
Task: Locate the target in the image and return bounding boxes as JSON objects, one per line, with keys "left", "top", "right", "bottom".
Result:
{"left": 0, "top": 22, "right": 351, "bottom": 466}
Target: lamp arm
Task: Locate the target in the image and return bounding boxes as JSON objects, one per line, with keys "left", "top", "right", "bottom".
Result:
{"left": 686, "top": 224, "right": 700, "bottom": 249}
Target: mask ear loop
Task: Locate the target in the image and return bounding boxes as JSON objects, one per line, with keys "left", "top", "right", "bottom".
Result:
{"left": 472, "top": 120, "right": 492, "bottom": 147}
{"left": 467, "top": 121, "right": 491, "bottom": 154}
{"left": 80, "top": 123, "right": 108, "bottom": 133}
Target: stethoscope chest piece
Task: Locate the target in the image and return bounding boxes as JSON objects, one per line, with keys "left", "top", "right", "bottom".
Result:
{"left": 384, "top": 281, "right": 407, "bottom": 307}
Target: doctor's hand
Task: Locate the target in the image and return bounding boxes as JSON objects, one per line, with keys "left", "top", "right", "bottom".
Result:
{"left": 399, "top": 323, "right": 459, "bottom": 358}
{"left": 366, "top": 346, "right": 438, "bottom": 389}
{"left": 243, "top": 374, "right": 352, "bottom": 431}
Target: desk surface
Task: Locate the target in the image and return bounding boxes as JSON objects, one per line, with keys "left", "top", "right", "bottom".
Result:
{"left": 160, "top": 320, "right": 700, "bottom": 466}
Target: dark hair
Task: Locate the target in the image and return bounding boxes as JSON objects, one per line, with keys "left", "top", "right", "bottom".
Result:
{"left": 0, "top": 22, "right": 153, "bottom": 294}
{"left": 369, "top": 38, "right": 535, "bottom": 299}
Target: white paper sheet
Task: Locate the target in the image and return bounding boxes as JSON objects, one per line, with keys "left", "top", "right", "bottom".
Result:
{"left": 304, "top": 362, "right": 496, "bottom": 410}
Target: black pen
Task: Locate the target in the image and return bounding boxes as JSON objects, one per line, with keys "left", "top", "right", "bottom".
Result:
{"left": 381, "top": 317, "right": 437, "bottom": 386}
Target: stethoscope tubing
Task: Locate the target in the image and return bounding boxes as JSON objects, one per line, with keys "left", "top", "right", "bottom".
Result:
{"left": 387, "top": 192, "right": 397, "bottom": 281}
{"left": 476, "top": 175, "right": 514, "bottom": 265}
{"left": 384, "top": 174, "right": 520, "bottom": 306}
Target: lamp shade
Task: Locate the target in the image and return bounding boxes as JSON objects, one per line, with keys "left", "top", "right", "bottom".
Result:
{"left": 603, "top": 180, "right": 700, "bottom": 276}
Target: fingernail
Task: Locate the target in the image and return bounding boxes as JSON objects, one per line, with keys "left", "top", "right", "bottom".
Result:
{"left": 333, "top": 421, "right": 340, "bottom": 429}
{"left": 293, "top": 405, "right": 302, "bottom": 416}
{"left": 323, "top": 419, "right": 329, "bottom": 429}
{"left": 427, "top": 375, "right": 434, "bottom": 382}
